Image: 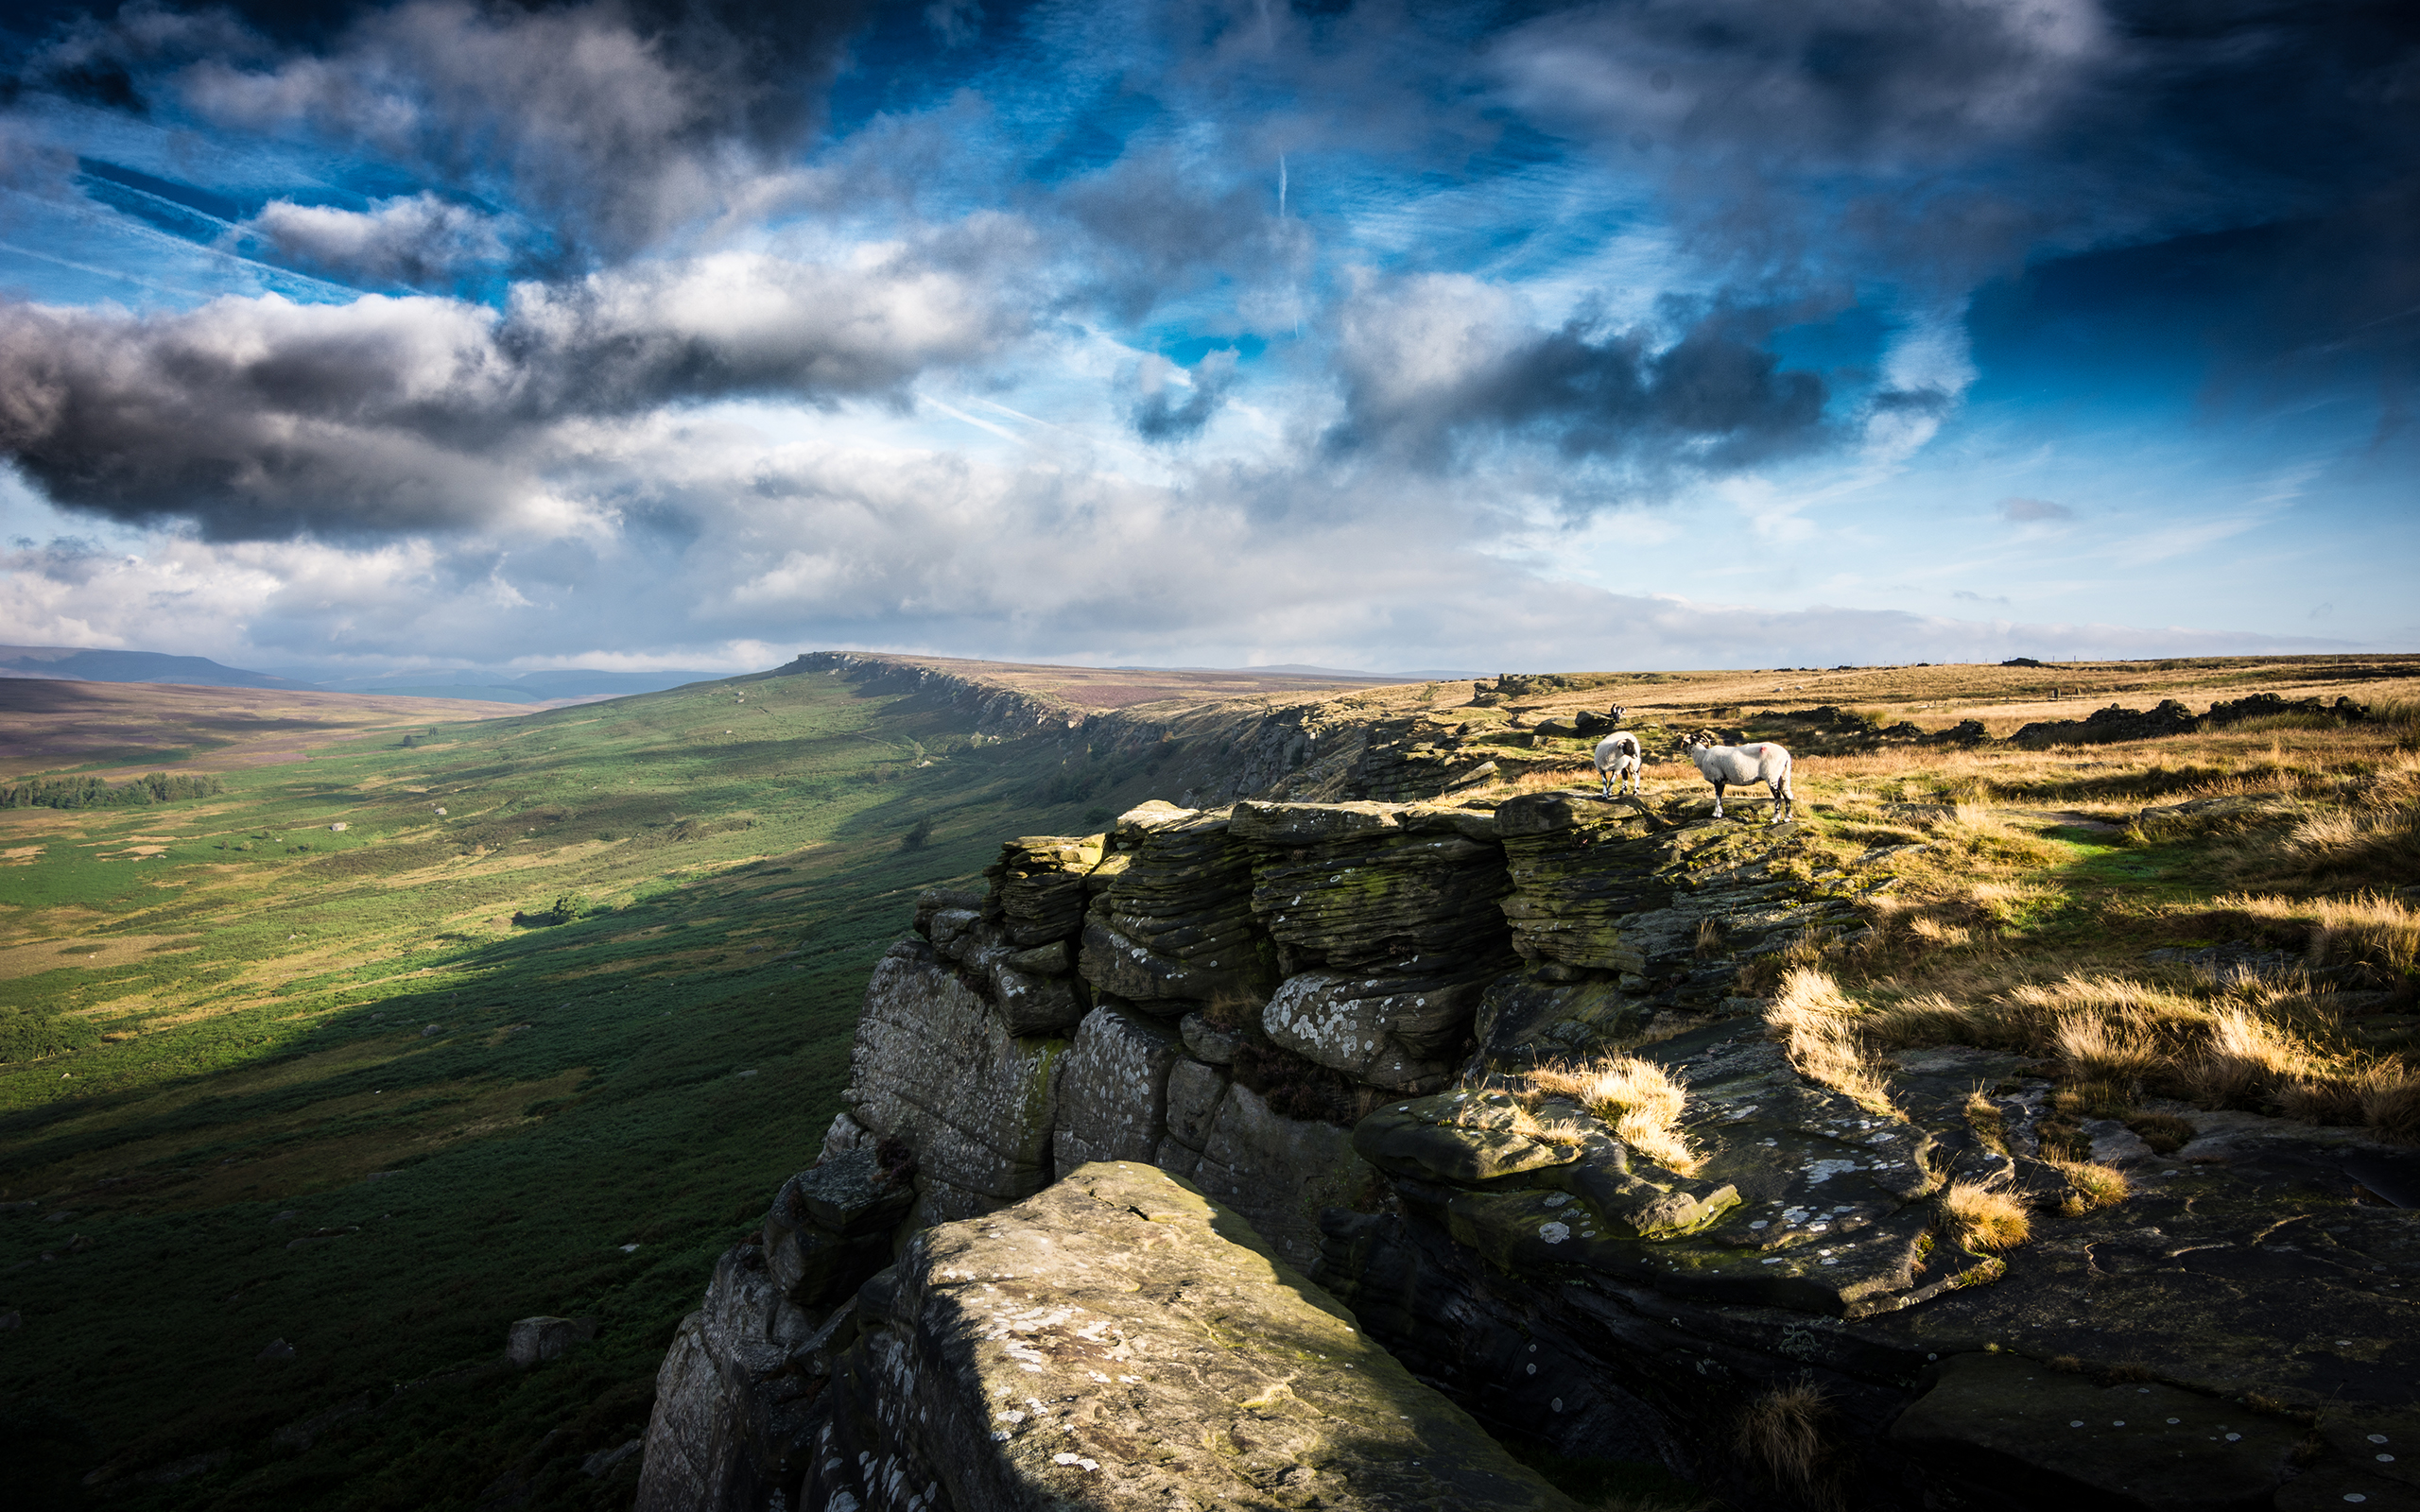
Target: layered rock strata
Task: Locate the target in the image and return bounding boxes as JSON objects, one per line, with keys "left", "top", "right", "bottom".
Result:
{"left": 645, "top": 790, "right": 2418, "bottom": 1511}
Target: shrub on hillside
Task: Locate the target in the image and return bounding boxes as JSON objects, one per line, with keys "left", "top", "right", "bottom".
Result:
{"left": 0, "top": 772, "right": 223, "bottom": 809}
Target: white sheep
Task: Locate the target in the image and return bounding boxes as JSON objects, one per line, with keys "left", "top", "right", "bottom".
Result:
{"left": 1593, "top": 731, "right": 1642, "bottom": 799}
{"left": 1679, "top": 735, "right": 1795, "bottom": 822}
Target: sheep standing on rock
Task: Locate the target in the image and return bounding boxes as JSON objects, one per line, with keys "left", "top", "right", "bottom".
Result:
{"left": 1679, "top": 734, "right": 1794, "bottom": 822}
{"left": 1593, "top": 731, "right": 1643, "bottom": 799}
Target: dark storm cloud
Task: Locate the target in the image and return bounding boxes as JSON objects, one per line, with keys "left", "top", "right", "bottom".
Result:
{"left": 1492, "top": 1, "right": 2420, "bottom": 304}
{"left": 1328, "top": 279, "right": 1827, "bottom": 479}
{"left": 0, "top": 252, "right": 1019, "bottom": 537}
{"left": 10, "top": 0, "right": 874, "bottom": 267}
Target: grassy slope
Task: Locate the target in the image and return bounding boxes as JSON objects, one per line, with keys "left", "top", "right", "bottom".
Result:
{"left": 0, "top": 666, "right": 1125, "bottom": 1511}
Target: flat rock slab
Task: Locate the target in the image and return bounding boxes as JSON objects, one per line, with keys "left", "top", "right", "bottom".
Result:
{"left": 866, "top": 1161, "right": 1578, "bottom": 1511}
{"left": 1892, "top": 1352, "right": 2303, "bottom": 1511}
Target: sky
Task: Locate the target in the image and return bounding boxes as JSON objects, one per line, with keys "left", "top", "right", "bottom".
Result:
{"left": 0, "top": 0, "right": 2412, "bottom": 679}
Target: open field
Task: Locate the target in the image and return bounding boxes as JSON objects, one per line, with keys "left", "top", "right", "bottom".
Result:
{"left": 0, "top": 680, "right": 537, "bottom": 781}
{"left": 1448, "top": 651, "right": 2420, "bottom": 739}
{"left": 0, "top": 662, "right": 1218, "bottom": 1511}
{"left": 1, "top": 651, "right": 2414, "bottom": 1510}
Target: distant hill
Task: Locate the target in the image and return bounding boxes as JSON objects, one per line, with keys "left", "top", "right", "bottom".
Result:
{"left": 303, "top": 668, "right": 730, "bottom": 702}
{"left": 0, "top": 644, "right": 312, "bottom": 690}
{"left": 0, "top": 646, "right": 734, "bottom": 702}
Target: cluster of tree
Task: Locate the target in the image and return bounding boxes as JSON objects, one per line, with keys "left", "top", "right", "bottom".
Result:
{"left": 0, "top": 771, "right": 226, "bottom": 810}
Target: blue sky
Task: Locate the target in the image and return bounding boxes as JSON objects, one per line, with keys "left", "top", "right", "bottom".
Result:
{"left": 0, "top": 0, "right": 2411, "bottom": 676}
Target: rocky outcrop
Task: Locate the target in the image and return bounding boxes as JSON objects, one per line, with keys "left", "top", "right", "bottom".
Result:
{"left": 645, "top": 782, "right": 2418, "bottom": 1511}
{"left": 805, "top": 1161, "right": 1578, "bottom": 1512}
{"left": 2205, "top": 692, "right": 2369, "bottom": 727}
{"left": 2010, "top": 699, "right": 2200, "bottom": 747}
{"left": 1316, "top": 1028, "right": 2420, "bottom": 1510}
{"left": 637, "top": 1149, "right": 916, "bottom": 1512}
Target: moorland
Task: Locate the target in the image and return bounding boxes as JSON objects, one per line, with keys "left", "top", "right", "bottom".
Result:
{"left": 2, "top": 650, "right": 2415, "bottom": 1511}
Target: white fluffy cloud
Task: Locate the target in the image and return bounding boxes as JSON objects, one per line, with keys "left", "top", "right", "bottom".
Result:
{"left": 237, "top": 194, "right": 515, "bottom": 286}
{"left": 0, "top": 246, "right": 1028, "bottom": 537}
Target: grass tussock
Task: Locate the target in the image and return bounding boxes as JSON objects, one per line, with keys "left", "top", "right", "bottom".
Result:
{"left": 2229, "top": 806, "right": 2420, "bottom": 888}
{"left": 2218, "top": 891, "right": 2418, "bottom": 983}
{"left": 1736, "top": 1377, "right": 1840, "bottom": 1509}
{"left": 2052, "top": 1014, "right": 2165, "bottom": 1082}
{"left": 1962, "top": 1089, "right": 2010, "bottom": 1153}
{"left": 1939, "top": 1179, "right": 2031, "bottom": 1251}
{"left": 1522, "top": 1055, "right": 1700, "bottom": 1172}
{"left": 1502, "top": 1101, "right": 1590, "bottom": 1148}
{"left": 1766, "top": 968, "right": 1899, "bottom": 1116}
{"left": 2054, "top": 1160, "right": 2132, "bottom": 1214}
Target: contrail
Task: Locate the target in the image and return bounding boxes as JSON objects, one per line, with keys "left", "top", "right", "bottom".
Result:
{"left": 1278, "top": 154, "right": 1288, "bottom": 217}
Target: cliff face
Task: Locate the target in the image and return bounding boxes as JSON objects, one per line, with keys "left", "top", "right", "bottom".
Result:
{"left": 638, "top": 778, "right": 2420, "bottom": 1512}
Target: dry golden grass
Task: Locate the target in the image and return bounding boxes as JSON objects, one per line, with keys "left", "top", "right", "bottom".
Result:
{"left": 1766, "top": 968, "right": 1900, "bottom": 1116}
{"left": 2185, "top": 1006, "right": 2320, "bottom": 1107}
{"left": 1735, "top": 1377, "right": 1838, "bottom": 1507}
{"left": 1940, "top": 1179, "right": 2031, "bottom": 1250}
{"left": 2275, "top": 1061, "right": 2420, "bottom": 1137}
{"left": 2227, "top": 806, "right": 2420, "bottom": 887}
{"left": 2219, "top": 891, "right": 2419, "bottom": 979}
{"left": 1503, "top": 1102, "right": 1591, "bottom": 1148}
{"left": 1522, "top": 1055, "right": 1700, "bottom": 1172}
{"left": 2051, "top": 1013, "right": 2167, "bottom": 1082}
{"left": 2053, "top": 1160, "right": 2132, "bottom": 1214}
{"left": 1962, "top": 1089, "right": 2010, "bottom": 1153}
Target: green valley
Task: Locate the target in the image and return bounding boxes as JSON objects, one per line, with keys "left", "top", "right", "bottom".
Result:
{"left": 0, "top": 661, "right": 1151, "bottom": 1511}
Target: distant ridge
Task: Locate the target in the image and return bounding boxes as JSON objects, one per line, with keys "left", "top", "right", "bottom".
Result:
{"left": 0, "top": 645, "right": 311, "bottom": 691}
{"left": 302, "top": 668, "right": 728, "bottom": 703}
{"left": 0, "top": 646, "right": 734, "bottom": 702}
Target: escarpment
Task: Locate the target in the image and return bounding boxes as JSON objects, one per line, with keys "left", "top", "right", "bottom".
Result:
{"left": 640, "top": 782, "right": 2420, "bottom": 1511}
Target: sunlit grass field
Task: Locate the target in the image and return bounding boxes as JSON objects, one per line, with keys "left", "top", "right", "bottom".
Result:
{"left": 0, "top": 666, "right": 1122, "bottom": 1511}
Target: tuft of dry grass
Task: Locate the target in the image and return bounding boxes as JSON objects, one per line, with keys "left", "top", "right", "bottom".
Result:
{"left": 2053, "top": 1014, "right": 2165, "bottom": 1082}
{"left": 1502, "top": 1102, "right": 1591, "bottom": 1148}
{"left": 1766, "top": 968, "right": 1900, "bottom": 1116}
{"left": 1962, "top": 1089, "right": 2010, "bottom": 1154}
{"left": 1694, "top": 915, "right": 1727, "bottom": 959}
{"left": 1522, "top": 1055, "right": 1700, "bottom": 1172}
{"left": 1735, "top": 1377, "right": 1839, "bottom": 1508}
{"left": 1940, "top": 1179, "right": 2031, "bottom": 1251}
{"left": 2275, "top": 1061, "right": 2420, "bottom": 1135}
{"left": 1865, "top": 991, "right": 1985, "bottom": 1047}
{"left": 2054, "top": 1160, "right": 2132, "bottom": 1214}
{"left": 2125, "top": 1112, "right": 2196, "bottom": 1153}
{"left": 2219, "top": 891, "right": 2418, "bottom": 983}
{"left": 2230, "top": 806, "right": 2420, "bottom": 888}
{"left": 2185, "top": 1006, "right": 2313, "bottom": 1108}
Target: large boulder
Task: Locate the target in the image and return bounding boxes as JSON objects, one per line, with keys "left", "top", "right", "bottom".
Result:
{"left": 760, "top": 1149, "right": 912, "bottom": 1311}
{"left": 1247, "top": 817, "right": 1512, "bottom": 974}
{"left": 634, "top": 1246, "right": 818, "bottom": 1512}
{"left": 847, "top": 941, "right": 1070, "bottom": 1222}
{"left": 804, "top": 1162, "right": 1580, "bottom": 1511}
{"left": 1261, "top": 969, "right": 1489, "bottom": 1090}
{"left": 507, "top": 1315, "right": 597, "bottom": 1367}
{"left": 1156, "top": 1078, "right": 1378, "bottom": 1270}
{"left": 1052, "top": 1005, "right": 1183, "bottom": 1169}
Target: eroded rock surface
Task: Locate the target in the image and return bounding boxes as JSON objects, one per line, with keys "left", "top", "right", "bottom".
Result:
{"left": 805, "top": 1161, "right": 1578, "bottom": 1512}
